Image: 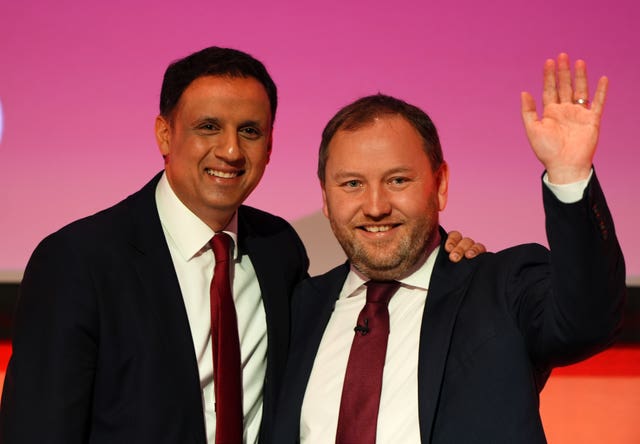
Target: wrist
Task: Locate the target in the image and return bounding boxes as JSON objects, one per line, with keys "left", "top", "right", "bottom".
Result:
{"left": 545, "top": 165, "right": 592, "bottom": 185}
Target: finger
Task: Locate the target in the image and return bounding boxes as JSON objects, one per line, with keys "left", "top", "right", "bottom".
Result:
{"left": 465, "top": 243, "right": 487, "bottom": 258}
{"left": 444, "top": 230, "right": 462, "bottom": 252}
{"left": 448, "top": 237, "right": 474, "bottom": 263}
{"left": 521, "top": 91, "right": 538, "bottom": 128}
{"left": 557, "top": 53, "right": 573, "bottom": 103}
{"left": 590, "top": 75, "right": 609, "bottom": 118}
{"left": 542, "top": 58, "right": 558, "bottom": 107}
{"left": 573, "top": 59, "right": 589, "bottom": 105}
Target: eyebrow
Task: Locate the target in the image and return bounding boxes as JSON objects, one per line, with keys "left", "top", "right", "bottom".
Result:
{"left": 191, "top": 116, "right": 221, "bottom": 127}
{"left": 331, "top": 167, "right": 417, "bottom": 182}
{"left": 238, "top": 119, "right": 266, "bottom": 128}
{"left": 332, "top": 166, "right": 413, "bottom": 179}
{"left": 191, "top": 116, "right": 267, "bottom": 129}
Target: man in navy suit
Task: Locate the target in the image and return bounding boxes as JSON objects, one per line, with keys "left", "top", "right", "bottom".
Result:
{"left": 0, "top": 47, "right": 482, "bottom": 444}
{"left": 273, "top": 53, "right": 626, "bottom": 443}
{"left": 0, "top": 46, "right": 309, "bottom": 444}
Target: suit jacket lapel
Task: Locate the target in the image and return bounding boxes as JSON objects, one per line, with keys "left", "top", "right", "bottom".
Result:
{"left": 236, "top": 209, "right": 287, "bottom": 413}
{"left": 126, "top": 173, "right": 195, "bottom": 352}
{"left": 418, "top": 229, "right": 476, "bottom": 443}
{"left": 122, "top": 173, "right": 206, "bottom": 442}
{"left": 236, "top": 208, "right": 290, "bottom": 350}
{"left": 277, "top": 262, "right": 349, "bottom": 439}
{"left": 293, "top": 263, "right": 349, "bottom": 374}
{"left": 236, "top": 206, "right": 313, "bottom": 442}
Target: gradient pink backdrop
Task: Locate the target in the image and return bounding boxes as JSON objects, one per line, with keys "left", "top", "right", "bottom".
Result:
{"left": 1, "top": 0, "right": 638, "bottom": 280}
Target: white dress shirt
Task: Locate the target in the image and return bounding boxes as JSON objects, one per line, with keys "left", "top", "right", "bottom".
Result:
{"left": 300, "top": 172, "right": 591, "bottom": 443}
{"left": 155, "top": 173, "right": 267, "bottom": 444}
{"left": 301, "top": 246, "right": 437, "bottom": 443}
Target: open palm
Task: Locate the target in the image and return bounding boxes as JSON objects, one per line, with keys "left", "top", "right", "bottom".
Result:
{"left": 521, "top": 54, "right": 608, "bottom": 184}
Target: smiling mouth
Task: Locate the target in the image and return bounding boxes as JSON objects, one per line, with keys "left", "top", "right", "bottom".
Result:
{"left": 359, "top": 224, "right": 397, "bottom": 233}
{"left": 205, "top": 168, "right": 243, "bottom": 178}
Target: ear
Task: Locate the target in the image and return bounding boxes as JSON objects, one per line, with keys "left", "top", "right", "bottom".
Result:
{"left": 436, "top": 162, "right": 449, "bottom": 212}
{"left": 321, "top": 185, "right": 330, "bottom": 218}
{"left": 155, "top": 115, "right": 171, "bottom": 157}
{"left": 265, "top": 129, "right": 273, "bottom": 164}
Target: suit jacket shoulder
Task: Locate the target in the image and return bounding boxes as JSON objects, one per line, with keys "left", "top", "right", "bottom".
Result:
{"left": 1, "top": 172, "right": 208, "bottom": 443}
{"left": 233, "top": 205, "right": 311, "bottom": 443}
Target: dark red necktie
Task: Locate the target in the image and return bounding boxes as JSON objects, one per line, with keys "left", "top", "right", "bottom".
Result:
{"left": 210, "top": 232, "right": 243, "bottom": 444}
{"left": 335, "top": 280, "right": 401, "bottom": 444}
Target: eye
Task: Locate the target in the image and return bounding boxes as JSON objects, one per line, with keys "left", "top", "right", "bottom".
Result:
{"left": 344, "top": 180, "right": 361, "bottom": 188}
{"left": 197, "top": 122, "right": 220, "bottom": 133}
{"left": 389, "top": 176, "right": 409, "bottom": 186}
{"left": 239, "top": 126, "right": 263, "bottom": 140}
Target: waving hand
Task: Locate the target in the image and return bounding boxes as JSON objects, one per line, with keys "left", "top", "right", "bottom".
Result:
{"left": 521, "top": 53, "right": 608, "bottom": 184}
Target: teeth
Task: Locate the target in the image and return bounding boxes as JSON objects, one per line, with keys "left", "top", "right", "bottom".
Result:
{"left": 363, "top": 225, "right": 392, "bottom": 233}
{"left": 205, "top": 168, "right": 238, "bottom": 178}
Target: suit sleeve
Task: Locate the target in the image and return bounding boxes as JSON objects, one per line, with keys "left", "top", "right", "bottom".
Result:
{"left": 515, "top": 171, "right": 626, "bottom": 368}
{"left": 0, "top": 231, "right": 98, "bottom": 443}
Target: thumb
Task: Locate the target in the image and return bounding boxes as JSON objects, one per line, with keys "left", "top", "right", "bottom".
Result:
{"left": 520, "top": 91, "right": 538, "bottom": 129}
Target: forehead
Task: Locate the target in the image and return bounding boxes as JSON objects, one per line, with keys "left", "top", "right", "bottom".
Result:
{"left": 175, "top": 75, "right": 272, "bottom": 122}
{"left": 326, "top": 115, "right": 430, "bottom": 169}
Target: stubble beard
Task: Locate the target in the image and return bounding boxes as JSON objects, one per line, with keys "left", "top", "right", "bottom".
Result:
{"left": 330, "top": 210, "right": 439, "bottom": 281}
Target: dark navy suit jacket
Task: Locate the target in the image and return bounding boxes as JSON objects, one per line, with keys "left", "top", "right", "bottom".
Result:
{"left": 273, "top": 175, "right": 625, "bottom": 443}
{"left": 0, "top": 172, "right": 309, "bottom": 444}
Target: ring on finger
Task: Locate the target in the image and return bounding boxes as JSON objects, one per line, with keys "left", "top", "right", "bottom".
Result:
{"left": 574, "top": 98, "right": 590, "bottom": 107}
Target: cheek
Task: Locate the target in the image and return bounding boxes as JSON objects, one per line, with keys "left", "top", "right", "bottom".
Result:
{"left": 167, "top": 145, "right": 192, "bottom": 169}
{"left": 179, "top": 135, "right": 214, "bottom": 157}
{"left": 395, "top": 190, "right": 437, "bottom": 216}
{"left": 393, "top": 193, "right": 424, "bottom": 214}
{"left": 248, "top": 146, "right": 270, "bottom": 165}
{"left": 248, "top": 155, "right": 270, "bottom": 181}
{"left": 335, "top": 201, "right": 362, "bottom": 226}
{"left": 322, "top": 192, "right": 350, "bottom": 221}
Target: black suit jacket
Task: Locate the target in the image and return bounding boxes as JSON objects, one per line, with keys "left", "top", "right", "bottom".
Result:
{"left": 273, "top": 175, "right": 625, "bottom": 443}
{"left": 0, "top": 172, "right": 309, "bottom": 444}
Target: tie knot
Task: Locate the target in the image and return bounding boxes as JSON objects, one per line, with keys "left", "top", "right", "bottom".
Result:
{"left": 210, "top": 232, "right": 232, "bottom": 264}
{"left": 364, "top": 280, "right": 400, "bottom": 305}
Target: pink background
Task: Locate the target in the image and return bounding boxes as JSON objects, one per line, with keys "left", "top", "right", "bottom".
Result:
{"left": 1, "top": 0, "right": 638, "bottom": 280}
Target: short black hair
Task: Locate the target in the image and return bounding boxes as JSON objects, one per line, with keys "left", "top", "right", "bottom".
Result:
{"left": 159, "top": 46, "right": 277, "bottom": 125}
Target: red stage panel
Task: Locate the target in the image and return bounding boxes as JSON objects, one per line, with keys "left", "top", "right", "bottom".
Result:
{"left": 552, "top": 345, "right": 640, "bottom": 376}
{"left": 1, "top": 343, "right": 638, "bottom": 443}
{"left": 541, "top": 375, "right": 640, "bottom": 443}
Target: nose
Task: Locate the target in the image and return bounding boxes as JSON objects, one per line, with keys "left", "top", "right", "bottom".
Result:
{"left": 214, "top": 131, "right": 243, "bottom": 164}
{"left": 362, "top": 185, "right": 391, "bottom": 219}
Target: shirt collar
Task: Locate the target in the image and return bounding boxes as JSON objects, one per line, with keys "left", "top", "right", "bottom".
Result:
{"left": 155, "top": 172, "right": 239, "bottom": 261}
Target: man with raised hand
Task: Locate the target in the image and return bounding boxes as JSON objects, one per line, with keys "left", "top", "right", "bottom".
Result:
{"left": 274, "top": 53, "right": 625, "bottom": 443}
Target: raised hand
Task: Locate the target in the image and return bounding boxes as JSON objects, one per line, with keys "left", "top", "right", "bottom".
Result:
{"left": 520, "top": 53, "right": 608, "bottom": 184}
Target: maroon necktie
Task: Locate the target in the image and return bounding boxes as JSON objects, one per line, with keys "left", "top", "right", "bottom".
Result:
{"left": 210, "top": 232, "right": 243, "bottom": 444}
{"left": 335, "top": 280, "right": 401, "bottom": 444}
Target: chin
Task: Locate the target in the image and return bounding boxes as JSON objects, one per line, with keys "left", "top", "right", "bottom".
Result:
{"left": 353, "top": 260, "right": 407, "bottom": 281}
